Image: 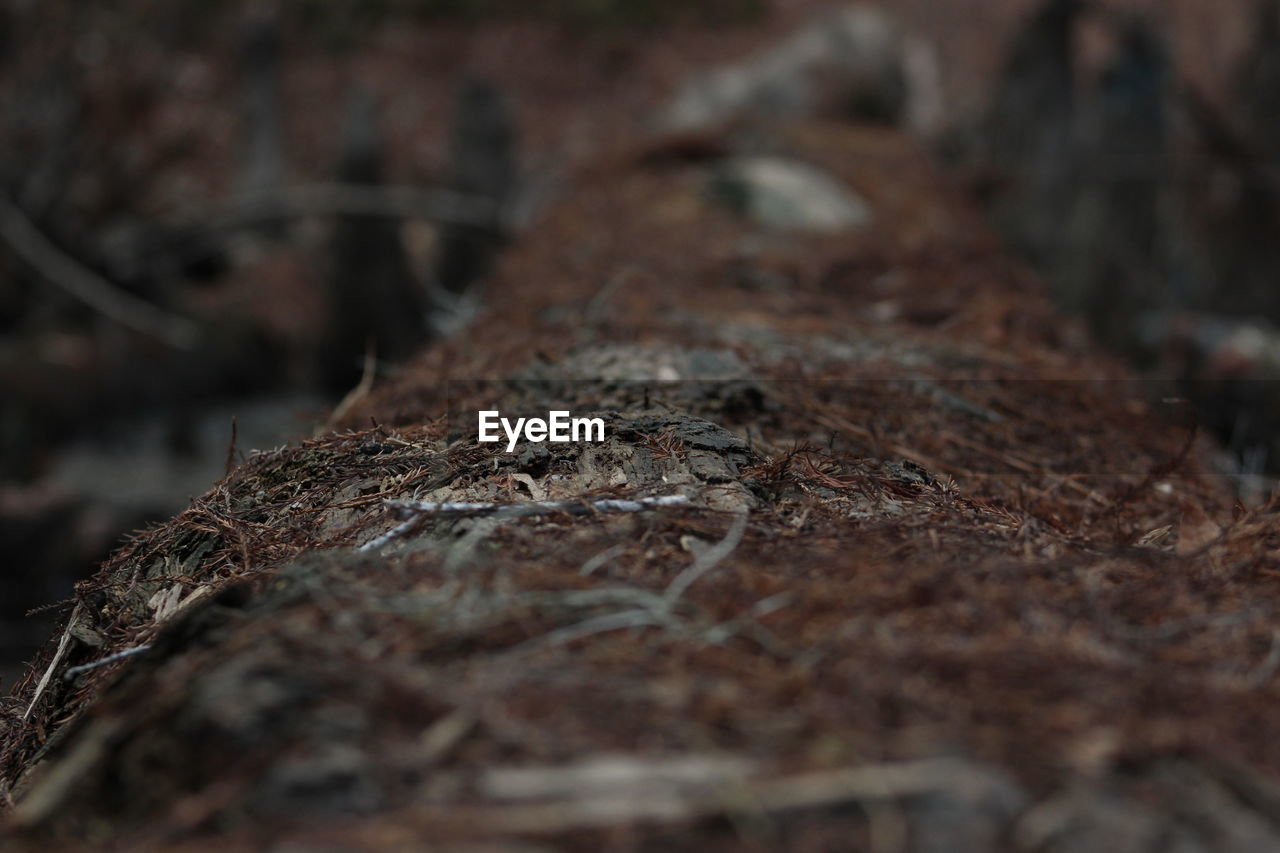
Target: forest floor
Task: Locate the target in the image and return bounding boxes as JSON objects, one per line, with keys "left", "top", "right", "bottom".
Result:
{"left": 3, "top": 3, "right": 1280, "bottom": 851}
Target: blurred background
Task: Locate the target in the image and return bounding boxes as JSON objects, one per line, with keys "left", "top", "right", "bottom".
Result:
{"left": 0, "top": 0, "right": 1277, "bottom": 685}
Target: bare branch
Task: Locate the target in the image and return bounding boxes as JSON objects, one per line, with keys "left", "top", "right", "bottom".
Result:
{"left": 62, "top": 645, "right": 153, "bottom": 682}
{"left": 0, "top": 194, "right": 201, "bottom": 348}
{"left": 177, "top": 183, "right": 507, "bottom": 235}
{"left": 23, "top": 603, "right": 82, "bottom": 721}
{"left": 664, "top": 511, "right": 748, "bottom": 605}
{"left": 359, "top": 494, "right": 690, "bottom": 553}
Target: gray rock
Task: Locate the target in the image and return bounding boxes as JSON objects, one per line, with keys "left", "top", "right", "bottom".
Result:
{"left": 659, "top": 4, "right": 907, "bottom": 131}
{"left": 518, "top": 343, "right": 752, "bottom": 383}
{"left": 710, "top": 156, "right": 871, "bottom": 232}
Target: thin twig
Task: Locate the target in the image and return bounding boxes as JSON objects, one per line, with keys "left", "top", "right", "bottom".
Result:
{"left": 357, "top": 516, "right": 423, "bottom": 554}
{"left": 1247, "top": 630, "right": 1280, "bottom": 688}
{"left": 328, "top": 341, "right": 378, "bottom": 427}
{"left": 446, "top": 757, "right": 1016, "bottom": 835}
{"left": 359, "top": 495, "right": 689, "bottom": 553}
{"left": 176, "top": 183, "right": 507, "bottom": 235}
{"left": 62, "top": 645, "right": 153, "bottom": 682}
{"left": 579, "top": 544, "right": 627, "bottom": 576}
{"left": 583, "top": 268, "right": 636, "bottom": 324}
{"left": 388, "top": 495, "right": 689, "bottom": 518}
{"left": 665, "top": 511, "right": 748, "bottom": 605}
{"left": 0, "top": 194, "right": 200, "bottom": 348}
{"left": 511, "top": 608, "right": 674, "bottom": 655}
{"left": 1107, "top": 606, "right": 1267, "bottom": 643}
{"left": 224, "top": 415, "right": 238, "bottom": 478}
{"left": 700, "top": 591, "right": 794, "bottom": 650}
{"left": 23, "top": 603, "right": 83, "bottom": 721}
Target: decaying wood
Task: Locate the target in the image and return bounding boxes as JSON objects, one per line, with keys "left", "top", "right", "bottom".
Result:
{"left": 3, "top": 52, "right": 1280, "bottom": 853}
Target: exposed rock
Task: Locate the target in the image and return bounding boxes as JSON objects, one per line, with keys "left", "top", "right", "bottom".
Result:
{"left": 659, "top": 4, "right": 908, "bottom": 131}
{"left": 511, "top": 344, "right": 766, "bottom": 425}
{"left": 521, "top": 343, "right": 753, "bottom": 383}
{"left": 425, "top": 410, "right": 757, "bottom": 516}
{"left": 709, "top": 156, "right": 871, "bottom": 232}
